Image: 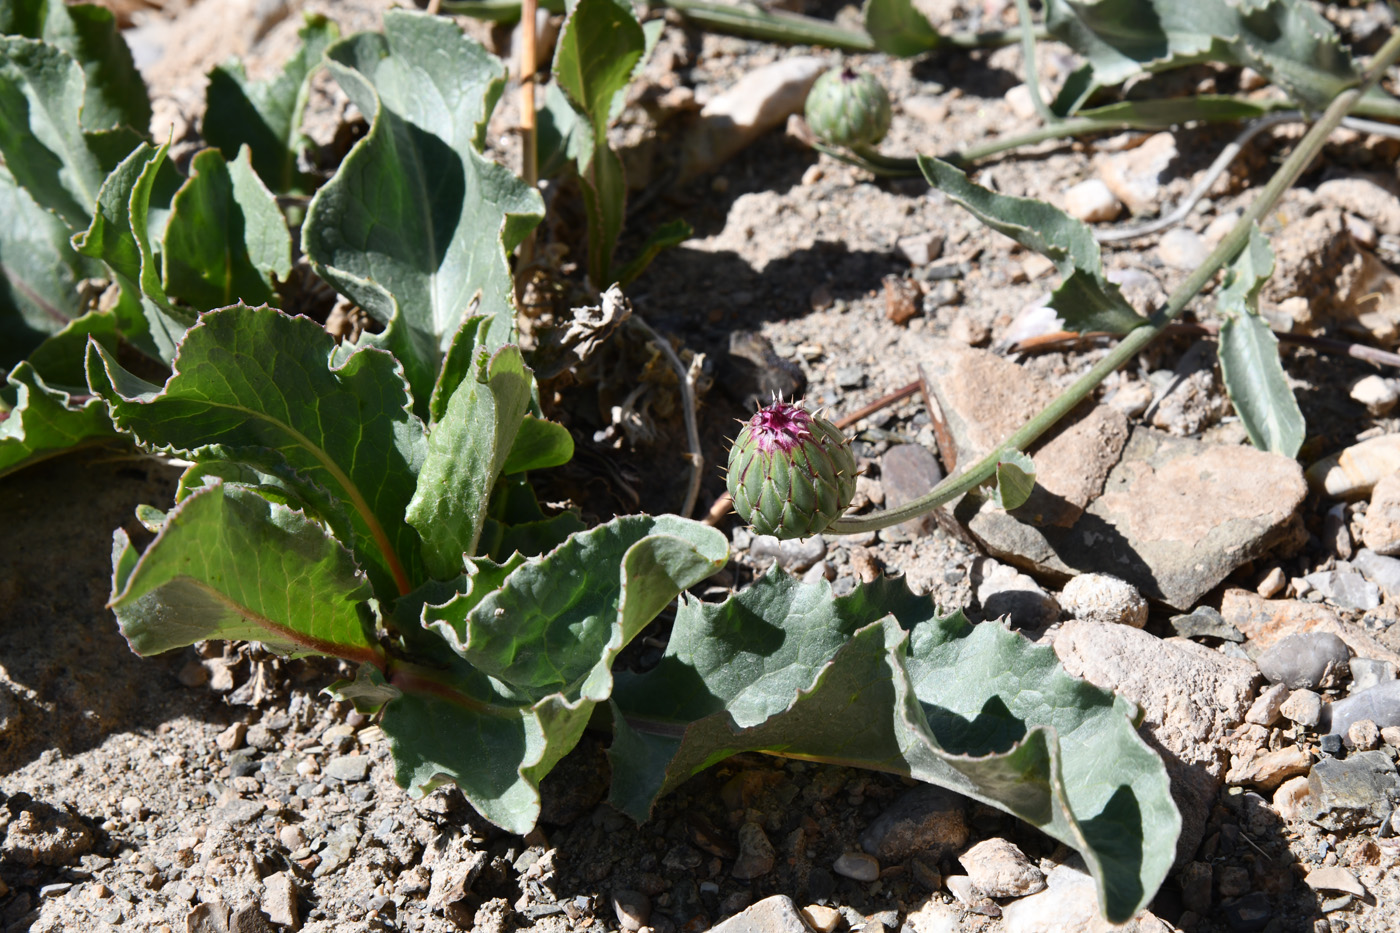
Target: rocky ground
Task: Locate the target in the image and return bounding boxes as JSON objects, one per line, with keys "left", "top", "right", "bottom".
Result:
{"left": 5, "top": 0, "right": 1400, "bottom": 932}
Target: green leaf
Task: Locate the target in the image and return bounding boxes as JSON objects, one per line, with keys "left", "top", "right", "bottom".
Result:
{"left": 553, "top": 0, "right": 646, "bottom": 287}
{"left": 991, "top": 448, "right": 1036, "bottom": 510}
{"left": 0, "top": 161, "right": 101, "bottom": 369}
{"left": 406, "top": 345, "right": 533, "bottom": 579}
{"left": 428, "top": 312, "right": 490, "bottom": 425}
{"left": 203, "top": 14, "right": 339, "bottom": 194}
{"left": 162, "top": 146, "right": 293, "bottom": 310}
{"left": 1044, "top": 0, "right": 1364, "bottom": 110}
{"left": 0, "top": 360, "right": 116, "bottom": 479}
{"left": 919, "top": 157, "right": 1144, "bottom": 334}
{"left": 615, "top": 218, "right": 693, "bottom": 289}
{"left": 22, "top": 307, "right": 119, "bottom": 387}
{"left": 0, "top": 0, "right": 151, "bottom": 132}
{"left": 1216, "top": 224, "right": 1303, "bottom": 457}
{"left": 862, "top": 0, "right": 942, "bottom": 57}
{"left": 383, "top": 514, "right": 728, "bottom": 832}
{"left": 303, "top": 10, "right": 543, "bottom": 410}
{"left": 478, "top": 473, "right": 585, "bottom": 561}
{"left": 70, "top": 139, "right": 194, "bottom": 364}
{"left": 86, "top": 305, "right": 427, "bottom": 598}
{"left": 611, "top": 572, "right": 1178, "bottom": 924}
{"left": 109, "top": 480, "right": 381, "bottom": 663}
{"left": 501, "top": 414, "right": 573, "bottom": 475}
{"left": 0, "top": 35, "right": 107, "bottom": 229}
{"left": 536, "top": 79, "right": 592, "bottom": 180}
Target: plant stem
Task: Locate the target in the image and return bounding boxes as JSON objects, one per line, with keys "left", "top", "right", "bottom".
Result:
{"left": 826, "top": 26, "right": 1400, "bottom": 536}
{"left": 1012, "top": 0, "right": 1056, "bottom": 124}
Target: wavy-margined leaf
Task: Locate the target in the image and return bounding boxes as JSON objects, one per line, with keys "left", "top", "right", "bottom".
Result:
{"left": 1217, "top": 224, "right": 1303, "bottom": 457}
{"left": 381, "top": 514, "right": 728, "bottom": 832}
{"left": 406, "top": 345, "right": 533, "bottom": 579}
{"left": 0, "top": 361, "right": 116, "bottom": 479}
{"left": 0, "top": 161, "right": 102, "bottom": 369}
{"left": 477, "top": 473, "right": 585, "bottom": 562}
{"left": 1044, "top": 0, "right": 1375, "bottom": 111}
{"left": 553, "top": 0, "right": 646, "bottom": 287}
{"left": 162, "top": 146, "right": 292, "bottom": 310}
{"left": 920, "top": 157, "right": 1144, "bottom": 334}
{"left": 862, "top": 0, "right": 941, "bottom": 57}
{"left": 611, "top": 572, "right": 1178, "bottom": 924}
{"left": 109, "top": 480, "right": 381, "bottom": 663}
{"left": 303, "top": 10, "right": 543, "bottom": 411}
{"left": 203, "top": 14, "right": 338, "bottom": 194}
{"left": 86, "top": 306, "right": 427, "bottom": 597}
{"left": 0, "top": 0, "right": 150, "bottom": 132}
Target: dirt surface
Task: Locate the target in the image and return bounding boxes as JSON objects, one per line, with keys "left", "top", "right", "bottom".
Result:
{"left": 6, "top": 1, "right": 1400, "bottom": 932}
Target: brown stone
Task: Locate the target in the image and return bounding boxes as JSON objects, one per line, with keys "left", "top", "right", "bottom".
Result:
{"left": 1362, "top": 471, "right": 1400, "bottom": 555}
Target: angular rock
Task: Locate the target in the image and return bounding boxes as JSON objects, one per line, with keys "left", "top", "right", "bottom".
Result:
{"left": 1226, "top": 745, "right": 1310, "bottom": 791}
{"left": 1307, "top": 435, "right": 1400, "bottom": 499}
{"left": 681, "top": 57, "right": 826, "bottom": 178}
{"left": 708, "top": 895, "right": 809, "bottom": 933}
{"left": 1349, "top": 657, "right": 1397, "bottom": 693}
{"left": 1349, "top": 375, "right": 1399, "bottom": 417}
{"left": 1273, "top": 775, "right": 1311, "bottom": 822}
{"left": 1060, "top": 573, "right": 1148, "bottom": 627}
{"left": 918, "top": 340, "right": 1129, "bottom": 529}
{"left": 261, "top": 872, "right": 299, "bottom": 930}
{"left": 1354, "top": 548, "right": 1400, "bottom": 599}
{"left": 1171, "top": 606, "right": 1244, "bottom": 642}
{"left": 799, "top": 904, "right": 841, "bottom": 933}
{"left": 1304, "top": 865, "right": 1368, "bottom": 898}
{"left": 612, "top": 889, "right": 651, "bottom": 932}
{"left": 1157, "top": 228, "right": 1208, "bottom": 270}
{"left": 1063, "top": 179, "right": 1121, "bottom": 223}
{"left": 963, "top": 427, "right": 1306, "bottom": 610}
{"left": 896, "top": 232, "right": 944, "bottom": 267}
{"left": 859, "top": 785, "right": 968, "bottom": 863}
{"left": 832, "top": 851, "right": 879, "bottom": 882}
{"left": 1001, "top": 863, "right": 1171, "bottom": 933}
{"left": 973, "top": 558, "right": 1060, "bottom": 630}
{"left": 1244, "top": 683, "right": 1289, "bottom": 726}
{"left": 187, "top": 902, "right": 231, "bottom": 933}
{"left": 1323, "top": 680, "right": 1400, "bottom": 739}
{"left": 323, "top": 755, "right": 370, "bottom": 783}
{"left": 1307, "top": 751, "right": 1400, "bottom": 831}
{"left": 1362, "top": 472, "right": 1400, "bottom": 555}
{"left": 731, "top": 822, "right": 775, "bottom": 880}
{"left": 957, "top": 838, "right": 1045, "bottom": 898}
{"left": 1348, "top": 718, "right": 1381, "bottom": 750}
{"left": 1219, "top": 589, "right": 1400, "bottom": 665}
{"left": 229, "top": 904, "right": 274, "bottom": 933}
{"left": 1278, "top": 689, "right": 1322, "bottom": 728}
{"left": 1302, "top": 569, "right": 1380, "bottom": 611}
{"left": 880, "top": 443, "right": 944, "bottom": 538}
{"left": 1098, "top": 132, "right": 1177, "bottom": 215}
{"left": 1054, "top": 621, "right": 1259, "bottom": 862}
{"left": 1256, "top": 633, "right": 1351, "bottom": 690}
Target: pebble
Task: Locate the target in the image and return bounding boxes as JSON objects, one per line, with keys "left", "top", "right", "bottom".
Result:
{"left": 1171, "top": 606, "right": 1245, "bottom": 642}
{"left": 1320, "top": 733, "right": 1344, "bottom": 756}
{"left": 262, "top": 872, "right": 299, "bottom": 929}
{"left": 879, "top": 443, "right": 943, "bottom": 538}
{"left": 324, "top": 755, "right": 370, "bottom": 783}
{"left": 229, "top": 903, "right": 275, "bottom": 933}
{"left": 313, "top": 828, "right": 359, "bottom": 877}
{"left": 1256, "top": 567, "right": 1286, "bottom": 598}
{"left": 748, "top": 534, "right": 827, "bottom": 572}
{"left": 1063, "top": 179, "right": 1121, "bottom": 222}
{"left": 279, "top": 825, "right": 308, "bottom": 851}
{"left": 832, "top": 852, "right": 880, "bottom": 882}
{"left": 1354, "top": 548, "right": 1400, "bottom": 598}
{"left": 731, "top": 822, "right": 775, "bottom": 880}
{"left": 1384, "top": 725, "right": 1400, "bottom": 748}
{"left": 974, "top": 558, "right": 1060, "bottom": 630}
{"left": 1304, "top": 865, "right": 1368, "bottom": 898}
{"left": 1315, "top": 176, "right": 1400, "bottom": 235}
{"left": 799, "top": 905, "right": 842, "bottom": 933}
{"left": 1221, "top": 891, "right": 1271, "bottom": 932}
{"left": 1059, "top": 573, "right": 1148, "bottom": 628}
{"left": 187, "top": 903, "right": 230, "bottom": 933}
{"left": 1004, "top": 83, "right": 1039, "bottom": 120}
{"left": 1226, "top": 745, "right": 1310, "bottom": 791}
{"left": 708, "top": 894, "right": 809, "bottom": 933}
{"left": 245, "top": 723, "right": 278, "bottom": 750}
{"left": 1302, "top": 569, "right": 1380, "bottom": 610}
{"left": 681, "top": 56, "right": 826, "bottom": 177}
{"left": 215, "top": 722, "right": 247, "bottom": 751}
{"left": 1279, "top": 689, "right": 1323, "bottom": 728}
{"left": 611, "top": 889, "right": 651, "bottom": 931}
{"left": 1362, "top": 472, "right": 1400, "bottom": 555}
{"left": 1255, "top": 632, "right": 1351, "bottom": 689}
{"left": 1350, "top": 375, "right": 1399, "bottom": 416}
{"left": 1324, "top": 680, "right": 1400, "bottom": 738}
{"left": 1157, "top": 228, "right": 1209, "bottom": 270}
{"left": 1349, "top": 718, "right": 1381, "bottom": 750}
{"left": 1097, "top": 132, "right": 1177, "bottom": 215}
{"left": 1350, "top": 657, "right": 1397, "bottom": 693}
{"left": 896, "top": 232, "right": 944, "bottom": 267}
{"left": 178, "top": 660, "right": 211, "bottom": 687}
{"left": 1244, "top": 682, "right": 1290, "bottom": 726}
{"left": 1273, "top": 776, "right": 1312, "bottom": 821}
{"left": 957, "top": 838, "right": 1045, "bottom": 897}
{"left": 1307, "top": 750, "right": 1400, "bottom": 830}
{"left": 1306, "top": 435, "right": 1400, "bottom": 498}
{"left": 859, "top": 786, "right": 968, "bottom": 862}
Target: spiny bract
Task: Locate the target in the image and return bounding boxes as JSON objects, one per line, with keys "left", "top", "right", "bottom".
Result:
{"left": 804, "top": 66, "right": 892, "bottom": 149}
{"left": 727, "top": 399, "right": 857, "bottom": 538}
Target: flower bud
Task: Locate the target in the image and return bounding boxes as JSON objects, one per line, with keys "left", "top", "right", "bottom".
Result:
{"left": 804, "top": 67, "right": 892, "bottom": 149}
{"left": 727, "top": 399, "right": 857, "bottom": 538}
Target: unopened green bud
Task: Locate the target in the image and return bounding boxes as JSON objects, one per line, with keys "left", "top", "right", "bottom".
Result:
{"left": 804, "top": 67, "right": 892, "bottom": 149}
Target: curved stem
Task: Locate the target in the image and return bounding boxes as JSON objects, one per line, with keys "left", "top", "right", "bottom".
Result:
{"left": 827, "top": 27, "right": 1400, "bottom": 536}
{"left": 1013, "top": 0, "right": 1057, "bottom": 124}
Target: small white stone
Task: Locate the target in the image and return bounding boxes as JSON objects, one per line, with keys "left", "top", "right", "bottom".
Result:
{"left": 1350, "top": 374, "right": 1399, "bottom": 416}
{"left": 1098, "top": 132, "right": 1178, "bottom": 215}
{"left": 1063, "top": 179, "right": 1121, "bottom": 223}
{"left": 1060, "top": 573, "right": 1148, "bottom": 628}
{"left": 1273, "top": 775, "right": 1312, "bottom": 822}
{"left": 1348, "top": 718, "right": 1381, "bottom": 750}
{"left": 1157, "top": 228, "right": 1209, "bottom": 270}
{"left": 832, "top": 852, "right": 880, "bottom": 882}
{"left": 1279, "top": 688, "right": 1322, "bottom": 727}
{"left": 1245, "top": 682, "right": 1290, "bottom": 726}
{"left": 1004, "top": 84, "right": 1039, "bottom": 121}
{"left": 957, "top": 838, "right": 1046, "bottom": 897}
{"left": 1257, "top": 566, "right": 1286, "bottom": 598}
